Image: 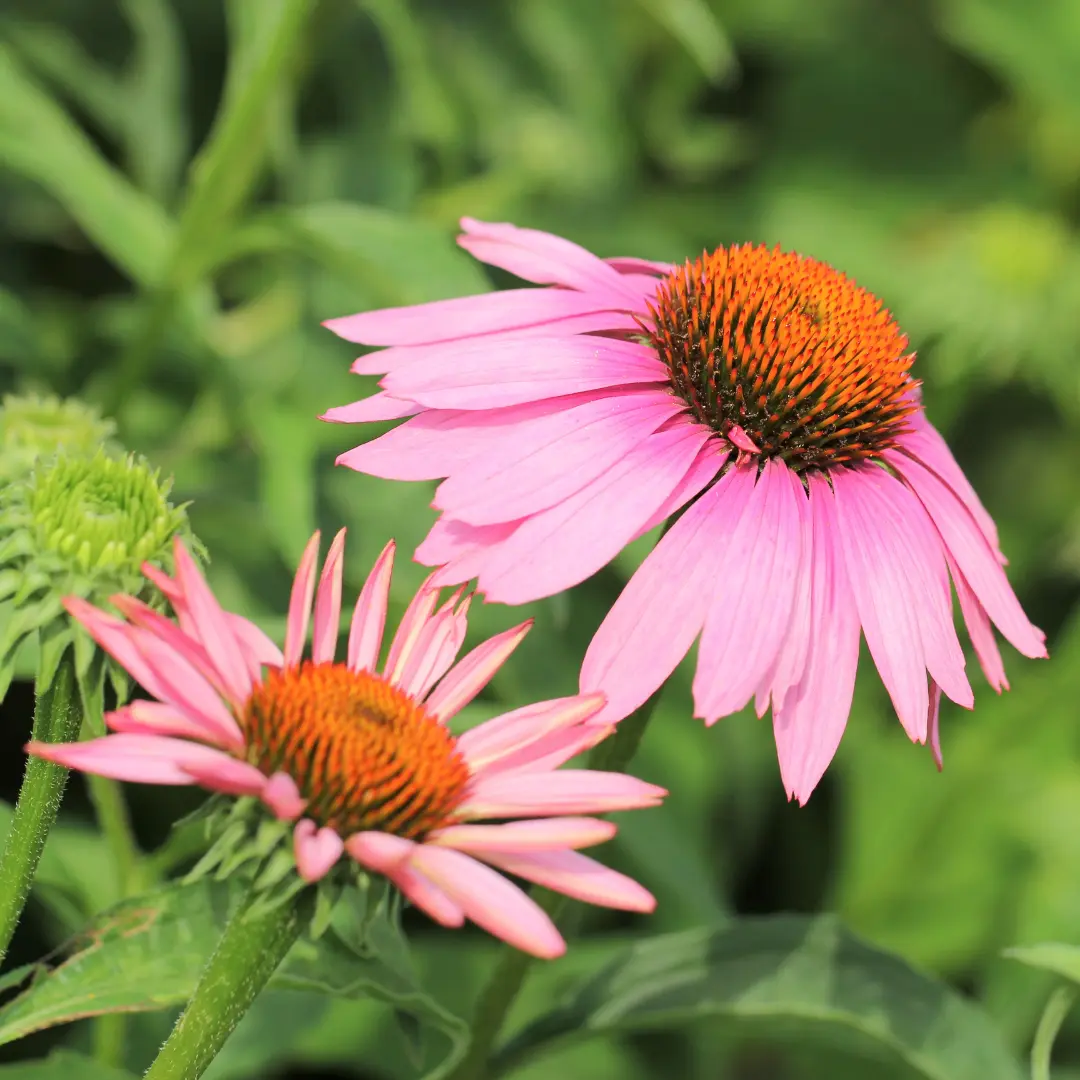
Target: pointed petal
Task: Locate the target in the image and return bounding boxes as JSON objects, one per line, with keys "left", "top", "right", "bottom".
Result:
{"left": 228, "top": 614, "right": 284, "bottom": 674}
{"left": 348, "top": 540, "right": 395, "bottom": 673}
{"left": 430, "top": 818, "right": 617, "bottom": 853}
{"left": 384, "top": 575, "right": 441, "bottom": 685}
{"left": 424, "top": 621, "right": 532, "bottom": 722}
{"left": 479, "top": 849, "right": 655, "bottom": 913}
{"left": 321, "top": 394, "right": 419, "bottom": 424}
{"left": 408, "top": 844, "right": 566, "bottom": 958}
{"left": 106, "top": 700, "right": 237, "bottom": 749}
{"left": 312, "top": 529, "right": 346, "bottom": 664}
{"left": 929, "top": 679, "right": 944, "bottom": 770}
{"left": 293, "top": 820, "right": 345, "bottom": 882}
{"left": 581, "top": 465, "right": 752, "bottom": 724}
{"left": 459, "top": 771, "right": 666, "bottom": 819}
{"left": 285, "top": 532, "right": 321, "bottom": 667}
{"left": 947, "top": 553, "right": 1008, "bottom": 691}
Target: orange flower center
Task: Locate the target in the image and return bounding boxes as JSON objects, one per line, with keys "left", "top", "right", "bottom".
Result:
{"left": 646, "top": 245, "right": 918, "bottom": 471}
{"left": 241, "top": 662, "right": 469, "bottom": 839}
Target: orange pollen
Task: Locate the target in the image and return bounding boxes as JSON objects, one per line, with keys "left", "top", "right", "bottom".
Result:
{"left": 645, "top": 244, "right": 919, "bottom": 471}
{"left": 241, "top": 662, "right": 469, "bottom": 839}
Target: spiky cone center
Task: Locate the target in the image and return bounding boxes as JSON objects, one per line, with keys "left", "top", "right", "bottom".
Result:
{"left": 242, "top": 662, "right": 470, "bottom": 839}
{"left": 647, "top": 245, "right": 919, "bottom": 472}
{"left": 28, "top": 452, "right": 186, "bottom": 576}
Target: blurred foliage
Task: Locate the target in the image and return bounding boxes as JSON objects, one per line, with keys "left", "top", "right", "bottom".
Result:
{"left": 1, "top": 0, "right": 1080, "bottom": 1078}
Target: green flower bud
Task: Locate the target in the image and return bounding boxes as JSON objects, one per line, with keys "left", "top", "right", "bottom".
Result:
{"left": 0, "top": 393, "right": 117, "bottom": 484}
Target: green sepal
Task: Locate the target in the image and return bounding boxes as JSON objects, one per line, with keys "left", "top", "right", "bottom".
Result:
{"left": 76, "top": 649, "right": 107, "bottom": 733}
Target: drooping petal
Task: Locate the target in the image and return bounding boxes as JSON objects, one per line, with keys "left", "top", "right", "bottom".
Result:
{"left": 262, "top": 772, "right": 307, "bottom": 820}
{"left": 105, "top": 700, "right": 237, "bottom": 749}
{"left": 293, "top": 820, "right": 345, "bottom": 882}
{"left": 629, "top": 440, "right": 728, "bottom": 542}
{"left": 475, "top": 420, "right": 712, "bottom": 604}
{"left": 947, "top": 553, "right": 1008, "bottom": 692}
{"left": 381, "top": 337, "right": 666, "bottom": 410}
{"left": 26, "top": 734, "right": 249, "bottom": 786}
{"left": 694, "top": 460, "right": 806, "bottom": 721}
{"left": 433, "top": 390, "right": 684, "bottom": 527}
{"left": 889, "top": 453, "right": 1045, "bottom": 659}
{"left": 429, "top": 818, "right": 617, "bottom": 853}
{"left": 459, "top": 771, "right": 666, "bottom": 819}
{"left": 425, "top": 620, "right": 532, "bottom": 722}
{"left": 478, "top": 849, "right": 655, "bottom": 912}
{"left": 347, "top": 539, "right": 395, "bottom": 673}
{"left": 320, "top": 394, "right": 419, "bottom": 424}
{"left": 284, "top": 532, "right": 321, "bottom": 668}
{"left": 581, "top": 465, "right": 755, "bottom": 724}
{"left": 771, "top": 475, "right": 861, "bottom": 805}
{"left": 407, "top": 844, "right": 566, "bottom": 958}
{"left": 928, "top": 679, "right": 944, "bottom": 770}
{"left": 312, "top": 528, "right": 346, "bottom": 664}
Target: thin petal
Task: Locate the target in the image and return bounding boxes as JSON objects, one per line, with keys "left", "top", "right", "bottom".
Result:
{"left": 228, "top": 614, "right": 284, "bottom": 674}
{"left": 26, "top": 734, "right": 246, "bottom": 786}
{"left": 429, "top": 818, "right": 617, "bottom": 853}
{"left": 947, "top": 553, "right": 1008, "bottom": 691}
{"left": 312, "top": 528, "right": 346, "bottom": 664}
{"left": 396, "top": 591, "right": 471, "bottom": 699}
{"left": 479, "top": 849, "right": 655, "bottom": 913}
{"left": 771, "top": 475, "right": 861, "bottom": 805}
{"left": 348, "top": 540, "right": 396, "bottom": 673}
{"left": 424, "top": 621, "right": 532, "bottom": 722}
{"left": 383, "top": 575, "right": 440, "bottom": 685}
{"left": 694, "top": 461, "right": 806, "bottom": 721}
{"left": 321, "top": 394, "right": 419, "bottom": 424}
{"left": 459, "top": 771, "right": 666, "bottom": 819}
{"left": 106, "top": 700, "right": 235, "bottom": 749}
{"left": 581, "top": 465, "right": 753, "bottom": 724}
{"left": 285, "top": 532, "right": 321, "bottom": 668}
{"left": 293, "top": 820, "right": 345, "bottom": 882}
{"left": 408, "top": 844, "right": 566, "bottom": 958}
{"left": 181, "top": 755, "right": 269, "bottom": 797}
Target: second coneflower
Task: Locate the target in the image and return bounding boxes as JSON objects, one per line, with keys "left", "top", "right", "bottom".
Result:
{"left": 28, "top": 530, "right": 661, "bottom": 958}
{"left": 323, "top": 219, "right": 1046, "bottom": 804}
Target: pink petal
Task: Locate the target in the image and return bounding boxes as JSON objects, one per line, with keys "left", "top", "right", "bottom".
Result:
{"left": 459, "top": 771, "right": 666, "bottom": 819}
{"left": 581, "top": 465, "right": 754, "bottom": 724}
{"left": 429, "top": 817, "right": 617, "bottom": 853}
{"left": 323, "top": 287, "right": 633, "bottom": 346}
{"left": 479, "top": 849, "right": 655, "bottom": 913}
{"left": 947, "top": 553, "right": 1008, "bottom": 691}
{"left": 416, "top": 518, "right": 520, "bottom": 572}
{"left": 172, "top": 539, "right": 252, "bottom": 704}
{"left": 481, "top": 724, "right": 612, "bottom": 776}
{"left": 105, "top": 700, "right": 234, "bottom": 748}
{"left": 293, "top": 820, "right": 345, "bottom": 882}
{"left": 228, "top": 614, "right": 284, "bottom": 674}
{"left": 262, "top": 771, "right": 307, "bottom": 820}
{"left": 889, "top": 453, "right": 1045, "bottom": 659}
{"left": 396, "top": 592, "right": 471, "bottom": 699}
{"left": 347, "top": 540, "right": 396, "bottom": 673}
{"left": 476, "top": 420, "right": 712, "bottom": 604}
{"left": 381, "top": 337, "right": 665, "bottom": 410}
{"left": 771, "top": 475, "right": 861, "bottom": 805}
{"left": 408, "top": 844, "right": 566, "bottom": 958}
{"left": 831, "top": 467, "right": 933, "bottom": 740}
{"left": 694, "top": 461, "right": 807, "bottom": 721}
{"left": 312, "top": 528, "right": 346, "bottom": 664}
{"left": 320, "top": 394, "right": 419, "bottom": 424}
{"left": 433, "top": 390, "right": 684, "bottom": 527}
{"left": 346, "top": 832, "right": 464, "bottom": 927}
{"left": 605, "top": 256, "right": 673, "bottom": 276}
{"left": 929, "top": 679, "right": 944, "bottom": 770}
{"left": 285, "top": 532, "right": 321, "bottom": 668}
{"left": 457, "top": 694, "right": 606, "bottom": 773}
{"left": 424, "top": 621, "right": 532, "bottom": 722}
{"left": 26, "top": 734, "right": 248, "bottom": 786}
{"left": 630, "top": 439, "right": 728, "bottom": 541}
{"left": 384, "top": 575, "right": 440, "bottom": 685}
{"left": 181, "top": 755, "right": 269, "bottom": 797}
{"left": 458, "top": 217, "right": 641, "bottom": 305}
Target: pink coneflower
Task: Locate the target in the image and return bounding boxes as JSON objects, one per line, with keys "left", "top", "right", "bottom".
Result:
{"left": 323, "top": 219, "right": 1046, "bottom": 804}
{"left": 27, "top": 531, "right": 663, "bottom": 958}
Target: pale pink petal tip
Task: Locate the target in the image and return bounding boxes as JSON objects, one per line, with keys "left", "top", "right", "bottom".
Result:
{"left": 294, "top": 820, "right": 345, "bottom": 882}
{"left": 284, "top": 531, "right": 321, "bottom": 668}
{"left": 262, "top": 771, "right": 307, "bottom": 820}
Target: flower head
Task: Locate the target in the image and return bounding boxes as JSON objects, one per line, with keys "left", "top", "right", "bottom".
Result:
{"left": 323, "top": 218, "right": 1047, "bottom": 804}
{"left": 0, "top": 448, "right": 195, "bottom": 702}
{"left": 28, "top": 530, "right": 663, "bottom": 958}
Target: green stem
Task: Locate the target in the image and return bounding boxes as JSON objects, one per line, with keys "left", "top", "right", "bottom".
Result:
{"left": 0, "top": 653, "right": 81, "bottom": 967}
{"left": 447, "top": 685, "right": 667, "bottom": 1080}
{"left": 1031, "top": 986, "right": 1075, "bottom": 1080}
{"left": 142, "top": 883, "right": 314, "bottom": 1080}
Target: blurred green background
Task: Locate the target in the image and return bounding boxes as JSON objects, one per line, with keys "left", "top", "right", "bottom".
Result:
{"left": 1, "top": 0, "right": 1080, "bottom": 1077}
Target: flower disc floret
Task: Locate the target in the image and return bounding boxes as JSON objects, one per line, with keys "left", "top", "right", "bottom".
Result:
{"left": 648, "top": 245, "right": 918, "bottom": 471}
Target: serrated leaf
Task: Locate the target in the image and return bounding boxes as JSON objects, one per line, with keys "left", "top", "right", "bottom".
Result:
{"left": 494, "top": 917, "right": 1023, "bottom": 1080}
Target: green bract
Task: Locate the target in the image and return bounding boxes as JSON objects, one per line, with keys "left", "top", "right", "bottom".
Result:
{"left": 0, "top": 447, "right": 199, "bottom": 711}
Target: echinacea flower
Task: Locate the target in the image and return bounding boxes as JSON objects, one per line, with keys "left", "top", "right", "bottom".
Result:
{"left": 27, "top": 530, "right": 662, "bottom": 958}
{"left": 322, "top": 218, "right": 1047, "bottom": 804}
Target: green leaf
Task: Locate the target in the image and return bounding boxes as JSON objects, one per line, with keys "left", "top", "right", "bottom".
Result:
{"left": 0, "top": 44, "right": 175, "bottom": 286}
{"left": 495, "top": 917, "right": 1023, "bottom": 1080}
{"left": 0, "top": 879, "right": 466, "bottom": 1077}
{"left": 1004, "top": 943, "right": 1080, "bottom": 985}
{"left": 0, "top": 1050, "right": 137, "bottom": 1079}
